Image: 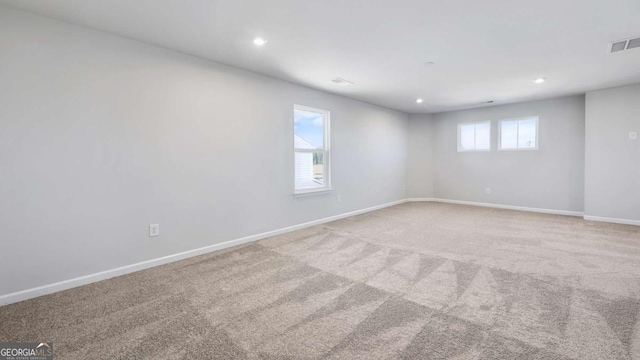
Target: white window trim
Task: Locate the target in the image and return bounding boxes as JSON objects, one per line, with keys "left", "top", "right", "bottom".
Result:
{"left": 498, "top": 116, "right": 539, "bottom": 151}
{"left": 457, "top": 121, "right": 491, "bottom": 152}
{"left": 293, "top": 104, "right": 331, "bottom": 195}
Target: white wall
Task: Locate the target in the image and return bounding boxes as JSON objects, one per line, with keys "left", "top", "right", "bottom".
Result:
{"left": 407, "top": 96, "right": 585, "bottom": 212}
{"left": 585, "top": 84, "right": 640, "bottom": 223}
{"left": 406, "top": 114, "right": 435, "bottom": 198}
{"left": 0, "top": 7, "right": 408, "bottom": 297}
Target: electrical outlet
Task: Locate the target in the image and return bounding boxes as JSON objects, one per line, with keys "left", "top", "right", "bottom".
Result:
{"left": 485, "top": 188, "right": 492, "bottom": 194}
{"left": 336, "top": 195, "right": 342, "bottom": 203}
{"left": 149, "top": 224, "right": 159, "bottom": 237}
{"left": 630, "top": 131, "right": 638, "bottom": 140}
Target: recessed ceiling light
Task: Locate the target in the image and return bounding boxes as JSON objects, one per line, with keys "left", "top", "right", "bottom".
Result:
{"left": 416, "top": 98, "right": 424, "bottom": 104}
{"left": 533, "top": 77, "right": 546, "bottom": 84}
{"left": 253, "top": 37, "right": 267, "bottom": 46}
{"left": 425, "top": 62, "right": 435, "bottom": 66}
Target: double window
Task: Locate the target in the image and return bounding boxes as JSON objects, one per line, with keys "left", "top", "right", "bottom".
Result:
{"left": 457, "top": 117, "right": 538, "bottom": 152}
{"left": 294, "top": 105, "right": 330, "bottom": 194}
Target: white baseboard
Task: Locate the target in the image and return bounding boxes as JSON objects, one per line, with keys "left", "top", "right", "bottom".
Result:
{"left": 583, "top": 215, "right": 640, "bottom": 227}
{"left": 4, "top": 198, "right": 635, "bottom": 306}
{"left": 407, "top": 198, "right": 584, "bottom": 217}
{"left": 409, "top": 198, "right": 640, "bottom": 226}
{"left": 0, "top": 199, "right": 407, "bottom": 306}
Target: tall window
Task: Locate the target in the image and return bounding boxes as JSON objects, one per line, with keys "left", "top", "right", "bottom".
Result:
{"left": 457, "top": 121, "right": 491, "bottom": 152}
{"left": 294, "top": 105, "right": 330, "bottom": 194}
{"left": 500, "top": 117, "right": 538, "bottom": 150}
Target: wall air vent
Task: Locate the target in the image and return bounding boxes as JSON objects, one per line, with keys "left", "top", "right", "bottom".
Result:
{"left": 331, "top": 78, "right": 354, "bottom": 86}
{"left": 609, "top": 36, "right": 640, "bottom": 53}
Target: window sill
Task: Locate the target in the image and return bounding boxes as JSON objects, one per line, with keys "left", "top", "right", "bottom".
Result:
{"left": 457, "top": 149, "right": 491, "bottom": 152}
{"left": 294, "top": 188, "right": 333, "bottom": 197}
{"left": 498, "top": 147, "right": 538, "bottom": 151}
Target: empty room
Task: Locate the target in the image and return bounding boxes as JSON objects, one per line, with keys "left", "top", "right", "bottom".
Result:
{"left": 1, "top": 0, "right": 640, "bottom": 359}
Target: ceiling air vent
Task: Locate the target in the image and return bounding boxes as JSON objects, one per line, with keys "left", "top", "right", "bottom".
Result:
{"left": 609, "top": 36, "right": 640, "bottom": 53}
{"left": 627, "top": 38, "right": 640, "bottom": 50}
{"left": 331, "top": 78, "right": 354, "bottom": 86}
{"left": 610, "top": 41, "right": 627, "bottom": 52}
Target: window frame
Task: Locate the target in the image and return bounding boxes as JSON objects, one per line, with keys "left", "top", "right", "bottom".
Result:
{"left": 293, "top": 104, "right": 331, "bottom": 195}
{"left": 498, "top": 116, "right": 539, "bottom": 151}
{"left": 457, "top": 121, "right": 492, "bottom": 152}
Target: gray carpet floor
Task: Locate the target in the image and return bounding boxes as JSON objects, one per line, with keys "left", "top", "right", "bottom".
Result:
{"left": 1, "top": 202, "right": 640, "bottom": 359}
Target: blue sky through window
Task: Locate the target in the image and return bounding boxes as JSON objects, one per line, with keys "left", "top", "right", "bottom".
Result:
{"left": 294, "top": 109, "right": 324, "bottom": 149}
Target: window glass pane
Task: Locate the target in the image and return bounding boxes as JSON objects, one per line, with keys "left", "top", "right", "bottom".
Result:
{"left": 294, "top": 109, "right": 324, "bottom": 149}
{"left": 518, "top": 119, "right": 537, "bottom": 148}
{"left": 295, "top": 152, "right": 325, "bottom": 190}
{"left": 501, "top": 120, "right": 518, "bottom": 149}
{"left": 475, "top": 122, "right": 490, "bottom": 150}
{"left": 312, "top": 152, "right": 325, "bottom": 185}
{"left": 460, "top": 124, "right": 475, "bottom": 150}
